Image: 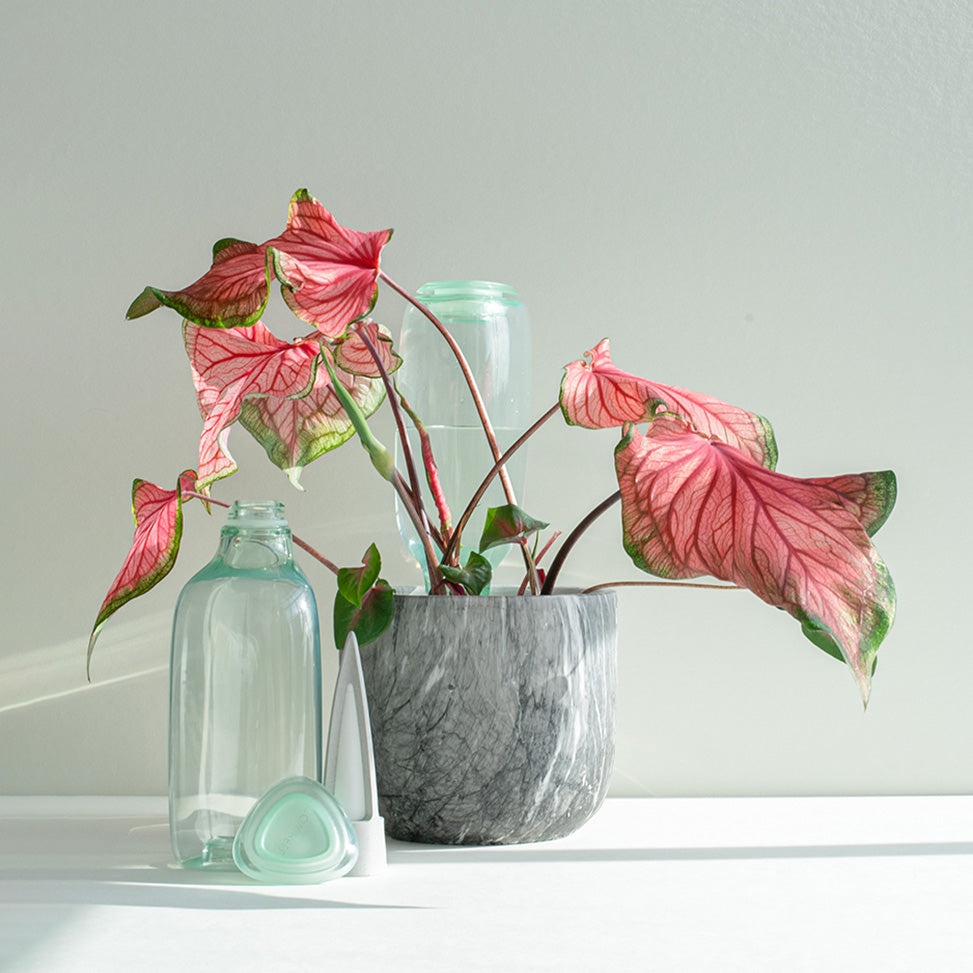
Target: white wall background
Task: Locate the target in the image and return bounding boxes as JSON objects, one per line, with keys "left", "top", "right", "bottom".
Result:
{"left": 1, "top": 0, "right": 969, "bottom": 796}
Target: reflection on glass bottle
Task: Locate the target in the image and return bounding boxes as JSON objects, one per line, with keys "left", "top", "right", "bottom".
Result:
{"left": 168, "top": 501, "right": 322, "bottom": 868}
{"left": 395, "top": 281, "right": 532, "bottom": 588}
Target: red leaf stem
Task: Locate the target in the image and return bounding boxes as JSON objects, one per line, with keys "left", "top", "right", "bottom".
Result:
{"left": 398, "top": 392, "right": 454, "bottom": 549}
{"left": 581, "top": 580, "right": 742, "bottom": 594}
{"left": 540, "top": 491, "right": 622, "bottom": 594}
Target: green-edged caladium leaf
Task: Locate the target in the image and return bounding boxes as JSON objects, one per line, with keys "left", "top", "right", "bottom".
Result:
{"left": 185, "top": 320, "right": 317, "bottom": 491}
{"left": 440, "top": 550, "right": 493, "bottom": 595}
{"left": 333, "top": 545, "right": 394, "bottom": 649}
{"left": 87, "top": 471, "right": 197, "bottom": 675}
{"left": 479, "top": 504, "right": 550, "bottom": 552}
{"left": 614, "top": 415, "right": 896, "bottom": 706}
{"left": 127, "top": 240, "right": 273, "bottom": 329}
{"left": 128, "top": 190, "right": 392, "bottom": 338}
{"left": 561, "top": 339, "right": 778, "bottom": 469}
{"left": 239, "top": 374, "right": 385, "bottom": 489}
{"left": 185, "top": 321, "right": 385, "bottom": 491}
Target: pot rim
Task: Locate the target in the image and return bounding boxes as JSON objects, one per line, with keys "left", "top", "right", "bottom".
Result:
{"left": 391, "top": 586, "right": 617, "bottom": 602}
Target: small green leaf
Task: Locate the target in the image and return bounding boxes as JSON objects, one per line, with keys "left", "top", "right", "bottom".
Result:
{"left": 333, "top": 579, "right": 394, "bottom": 649}
{"left": 440, "top": 550, "right": 493, "bottom": 595}
{"left": 479, "top": 504, "right": 549, "bottom": 553}
{"left": 333, "top": 545, "right": 394, "bottom": 649}
{"left": 336, "top": 543, "right": 382, "bottom": 607}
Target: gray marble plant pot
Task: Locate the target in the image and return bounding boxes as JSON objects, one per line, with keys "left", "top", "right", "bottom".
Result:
{"left": 359, "top": 589, "right": 617, "bottom": 845}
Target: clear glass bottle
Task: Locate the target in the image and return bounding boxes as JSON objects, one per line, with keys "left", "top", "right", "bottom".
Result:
{"left": 395, "top": 281, "right": 532, "bottom": 586}
{"left": 168, "top": 500, "right": 322, "bottom": 869}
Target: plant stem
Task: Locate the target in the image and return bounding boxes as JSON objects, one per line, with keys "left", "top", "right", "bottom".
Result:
{"left": 352, "top": 324, "right": 439, "bottom": 553}
{"left": 517, "top": 530, "right": 563, "bottom": 595}
{"left": 398, "top": 391, "right": 454, "bottom": 548}
{"left": 392, "top": 469, "right": 446, "bottom": 591}
{"left": 184, "top": 490, "right": 340, "bottom": 575}
{"left": 443, "top": 403, "right": 561, "bottom": 567}
{"left": 319, "top": 349, "right": 397, "bottom": 481}
{"left": 184, "top": 490, "right": 229, "bottom": 507}
{"left": 292, "top": 536, "right": 341, "bottom": 576}
{"left": 319, "top": 344, "right": 443, "bottom": 585}
{"left": 520, "top": 538, "right": 541, "bottom": 595}
{"left": 540, "top": 490, "right": 622, "bottom": 594}
{"left": 582, "top": 580, "right": 742, "bottom": 594}
{"left": 379, "top": 271, "right": 517, "bottom": 502}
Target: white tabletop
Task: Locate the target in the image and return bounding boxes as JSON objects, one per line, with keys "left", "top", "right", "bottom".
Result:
{"left": 1, "top": 796, "right": 971, "bottom": 972}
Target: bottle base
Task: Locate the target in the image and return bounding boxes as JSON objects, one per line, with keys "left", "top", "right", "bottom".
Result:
{"left": 177, "top": 835, "right": 237, "bottom": 869}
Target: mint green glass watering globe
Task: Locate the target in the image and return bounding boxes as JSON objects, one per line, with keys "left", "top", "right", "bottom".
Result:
{"left": 394, "top": 281, "right": 532, "bottom": 587}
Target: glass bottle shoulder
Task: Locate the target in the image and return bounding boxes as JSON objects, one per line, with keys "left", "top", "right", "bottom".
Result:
{"left": 181, "top": 552, "right": 313, "bottom": 590}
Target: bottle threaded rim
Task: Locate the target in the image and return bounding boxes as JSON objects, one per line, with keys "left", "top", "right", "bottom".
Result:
{"left": 415, "top": 280, "right": 522, "bottom": 304}
{"left": 226, "top": 500, "right": 288, "bottom": 527}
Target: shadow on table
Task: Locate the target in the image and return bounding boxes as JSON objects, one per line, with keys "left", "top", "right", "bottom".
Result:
{"left": 0, "top": 815, "right": 417, "bottom": 912}
{"left": 0, "top": 873, "right": 418, "bottom": 973}
{"left": 0, "top": 870, "right": 415, "bottom": 911}
{"left": 387, "top": 839, "right": 973, "bottom": 864}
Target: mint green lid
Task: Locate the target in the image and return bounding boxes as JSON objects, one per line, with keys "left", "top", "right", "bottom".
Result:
{"left": 232, "top": 776, "right": 359, "bottom": 884}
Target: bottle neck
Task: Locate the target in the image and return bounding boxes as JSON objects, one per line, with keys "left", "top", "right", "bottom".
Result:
{"left": 216, "top": 501, "right": 294, "bottom": 569}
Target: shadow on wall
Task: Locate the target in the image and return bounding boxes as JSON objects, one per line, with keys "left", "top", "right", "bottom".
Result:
{"left": 0, "top": 613, "right": 171, "bottom": 794}
{"left": 0, "top": 611, "right": 173, "bottom": 717}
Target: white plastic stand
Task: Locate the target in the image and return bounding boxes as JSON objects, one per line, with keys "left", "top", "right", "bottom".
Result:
{"left": 323, "top": 632, "right": 387, "bottom": 876}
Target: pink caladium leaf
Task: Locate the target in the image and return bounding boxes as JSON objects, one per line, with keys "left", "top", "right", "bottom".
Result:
{"left": 185, "top": 321, "right": 320, "bottom": 492}
{"left": 87, "top": 471, "right": 197, "bottom": 675}
{"left": 270, "top": 191, "right": 392, "bottom": 337}
{"left": 334, "top": 321, "right": 402, "bottom": 377}
{"left": 561, "top": 339, "right": 778, "bottom": 468}
{"left": 128, "top": 191, "right": 392, "bottom": 338}
{"left": 802, "top": 472, "right": 897, "bottom": 537}
{"left": 185, "top": 321, "right": 386, "bottom": 491}
{"left": 614, "top": 414, "right": 896, "bottom": 705}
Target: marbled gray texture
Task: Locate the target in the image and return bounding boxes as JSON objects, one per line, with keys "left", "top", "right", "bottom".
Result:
{"left": 359, "top": 590, "right": 617, "bottom": 845}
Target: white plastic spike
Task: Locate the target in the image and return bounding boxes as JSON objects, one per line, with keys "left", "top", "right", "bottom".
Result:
{"left": 324, "top": 632, "right": 387, "bottom": 875}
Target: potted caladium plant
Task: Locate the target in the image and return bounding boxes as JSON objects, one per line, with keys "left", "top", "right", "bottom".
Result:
{"left": 89, "top": 189, "right": 896, "bottom": 844}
